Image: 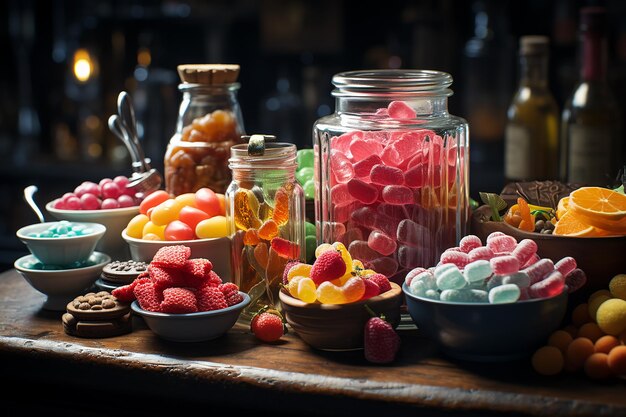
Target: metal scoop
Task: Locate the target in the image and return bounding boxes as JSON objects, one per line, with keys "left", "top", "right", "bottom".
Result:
{"left": 108, "top": 91, "right": 162, "bottom": 196}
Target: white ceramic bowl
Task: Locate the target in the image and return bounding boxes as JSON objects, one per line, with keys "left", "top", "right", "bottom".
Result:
{"left": 131, "top": 292, "right": 250, "bottom": 342}
{"left": 14, "top": 251, "right": 111, "bottom": 311}
{"left": 16, "top": 221, "right": 106, "bottom": 266}
{"left": 46, "top": 202, "right": 139, "bottom": 260}
{"left": 121, "top": 229, "right": 233, "bottom": 281}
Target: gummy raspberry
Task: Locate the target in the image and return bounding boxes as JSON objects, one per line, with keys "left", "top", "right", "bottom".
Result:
{"left": 368, "top": 273, "right": 392, "bottom": 293}
{"left": 361, "top": 278, "right": 381, "bottom": 300}
{"left": 183, "top": 258, "right": 213, "bottom": 285}
{"left": 207, "top": 270, "right": 223, "bottom": 287}
{"left": 134, "top": 281, "right": 162, "bottom": 312}
{"left": 251, "top": 311, "right": 285, "bottom": 342}
{"left": 149, "top": 264, "right": 187, "bottom": 291}
{"left": 282, "top": 260, "right": 301, "bottom": 285}
{"left": 160, "top": 287, "right": 198, "bottom": 313}
{"left": 219, "top": 282, "right": 244, "bottom": 306}
{"left": 310, "top": 250, "right": 347, "bottom": 285}
{"left": 111, "top": 276, "right": 151, "bottom": 302}
{"left": 196, "top": 286, "right": 228, "bottom": 311}
{"left": 364, "top": 316, "right": 400, "bottom": 364}
{"left": 151, "top": 245, "right": 191, "bottom": 269}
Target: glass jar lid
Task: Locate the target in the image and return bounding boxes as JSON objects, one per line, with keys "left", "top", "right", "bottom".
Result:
{"left": 332, "top": 69, "right": 453, "bottom": 98}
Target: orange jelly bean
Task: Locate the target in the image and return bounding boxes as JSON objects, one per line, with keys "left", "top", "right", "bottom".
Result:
{"left": 258, "top": 219, "right": 279, "bottom": 240}
{"left": 243, "top": 229, "right": 260, "bottom": 246}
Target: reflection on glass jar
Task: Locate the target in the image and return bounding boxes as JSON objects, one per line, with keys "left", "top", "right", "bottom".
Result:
{"left": 313, "top": 70, "right": 470, "bottom": 285}
{"left": 165, "top": 66, "right": 245, "bottom": 196}
{"left": 226, "top": 140, "right": 305, "bottom": 321}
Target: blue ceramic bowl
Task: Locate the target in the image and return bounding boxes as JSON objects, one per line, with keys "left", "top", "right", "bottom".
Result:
{"left": 403, "top": 283, "right": 568, "bottom": 362}
{"left": 131, "top": 292, "right": 250, "bottom": 342}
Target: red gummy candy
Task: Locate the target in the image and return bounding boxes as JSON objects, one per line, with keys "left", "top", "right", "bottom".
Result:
{"left": 206, "top": 270, "right": 223, "bottom": 287}
{"left": 459, "top": 235, "right": 482, "bottom": 253}
{"left": 367, "top": 231, "right": 397, "bottom": 256}
{"left": 330, "top": 183, "right": 353, "bottom": 206}
{"left": 353, "top": 154, "right": 382, "bottom": 178}
{"left": 368, "top": 273, "right": 391, "bottom": 293}
{"left": 270, "top": 237, "right": 300, "bottom": 259}
{"left": 134, "top": 281, "right": 162, "bottom": 312}
{"left": 382, "top": 185, "right": 414, "bottom": 205}
{"left": 111, "top": 276, "right": 151, "bottom": 303}
{"left": 440, "top": 250, "right": 470, "bottom": 269}
{"left": 529, "top": 271, "right": 565, "bottom": 299}
{"left": 160, "top": 287, "right": 198, "bottom": 314}
{"left": 149, "top": 265, "right": 187, "bottom": 290}
{"left": 361, "top": 278, "right": 381, "bottom": 300}
{"left": 404, "top": 267, "right": 426, "bottom": 285}
{"left": 219, "top": 282, "right": 244, "bottom": 306}
{"left": 486, "top": 235, "right": 517, "bottom": 254}
{"left": 511, "top": 239, "right": 538, "bottom": 265}
{"left": 330, "top": 149, "right": 354, "bottom": 184}
{"left": 151, "top": 245, "right": 191, "bottom": 269}
{"left": 347, "top": 178, "right": 378, "bottom": 204}
{"left": 490, "top": 255, "right": 520, "bottom": 275}
{"left": 468, "top": 246, "right": 494, "bottom": 262}
{"left": 196, "top": 286, "right": 228, "bottom": 311}
{"left": 555, "top": 257, "right": 577, "bottom": 277}
{"left": 350, "top": 138, "right": 383, "bottom": 162}
{"left": 370, "top": 164, "right": 404, "bottom": 186}
{"left": 183, "top": 258, "right": 213, "bottom": 284}
{"left": 523, "top": 258, "right": 555, "bottom": 285}
{"left": 387, "top": 100, "right": 416, "bottom": 119}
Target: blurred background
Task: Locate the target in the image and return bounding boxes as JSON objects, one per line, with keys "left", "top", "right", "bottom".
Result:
{"left": 1, "top": 0, "right": 626, "bottom": 270}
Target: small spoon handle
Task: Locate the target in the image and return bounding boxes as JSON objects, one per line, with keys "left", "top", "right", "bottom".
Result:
{"left": 24, "top": 185, "right": 45, "bottom": 223}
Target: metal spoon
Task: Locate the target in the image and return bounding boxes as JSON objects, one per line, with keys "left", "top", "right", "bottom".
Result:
{"left": 108, "top": 115, "right": 143, "bottom": 175}
{"left": 24, "top": 185, "right": 45, "bottom": 223}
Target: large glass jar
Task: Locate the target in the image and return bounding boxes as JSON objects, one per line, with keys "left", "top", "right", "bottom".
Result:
{"left": 313, "top": 70, "right": 469, "bottom": 284}
{"left": 164, "top": 67, "right": 245, "bottom": 196}
{"left": 226, "top": 139, "right": 305, "bottom": 321}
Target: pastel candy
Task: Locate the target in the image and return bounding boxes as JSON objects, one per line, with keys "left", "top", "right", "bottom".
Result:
{"left": 489, "top": 284, "right": 521, "bottom": 304}
{"left": 555, "top": 257, "right": 577, "bottom": 277}
{"left": 459, "top": 235, "right": 482, "bottom": 253}
{"left": 441, "top": 289, "right": 488, "bottom": 303}
{"left": 487, "top": 235, "right": 517, "bottom": 254}
{"left": 463, "top": 260, "right": 493, "bottom": 283}
{"left": 486, "top": 231, "right": 507, "bottom": 243}
{"left": 486, "top": 275, "right": 504, "bottom": 291}
{"left": 523, "top": 258, "right": 555, "bottom": 285}
{"left": 381, "top": 185, "right": 414, "bottom": 205}
{"left": 468, "top": 246, "right": 495, "bottom": 262}
{"left": 370, "top": 164, "right": 404, "bottom": 185}
{"left": 436, "top": 265, "right": 466, "bottom": 290}
{"left": 502, "top": 271, "right": 531, "bottom": 288}
{"left": 423, "top": 289, "right": 440, "bottom": 300}
{"left": 388, "top": 101, "right": 417, "bottom": 119}
{"left": 347, "top": 178, "right": 378, "bottom": 204}
{"left": 367, "top": 230, "right": 397, "bottom": 256}
{"left": 405, "top": 267, "right": 426, "bottom": 285}
{"left": 528, "top": 271, "right": 564, "bottom": 299}
{"left": 349, "top": 138, "right": 383, "bottom": 162}
{"left": 511, "top": 239, "right": 537, "bottom": 265}
{"left": 330, "top": 150, "right": 354, "bottom": 183}
{"left": 353, "top": 154, "right": 382, "bottom": 178}
{"left": 440, "top": 250, "right": 470, "bottom": 269}
{"left": 490, "top": 255, "right": 520, "bottom": 275}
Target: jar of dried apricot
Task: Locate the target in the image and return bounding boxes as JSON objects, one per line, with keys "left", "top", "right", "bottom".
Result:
{"left": 164, "top": 64, "right": 245, "bottom": 195}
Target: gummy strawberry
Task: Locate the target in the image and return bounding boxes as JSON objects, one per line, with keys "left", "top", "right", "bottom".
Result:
{"left": 151, "top": 245, "right": 191, "bottom": 269}
{"left": 160, "top": 287, "right": 198, "bottom": 314}
{"left": 367, "top": 273, "right": 391, "bottom": 294}
{"left": 219, "top": 282, "right": 244, "bottom": 306}
{"left": 196, "top": 286, "right": 228, "bottom": 311}
{"left": 251, "top": 307, "right": 286, "bottom": 342}
{"left": 364, "top": 307, "right": 400, "bottom": 364}
{"left": 310, "top": 250, "right": 346, "bottom": 285}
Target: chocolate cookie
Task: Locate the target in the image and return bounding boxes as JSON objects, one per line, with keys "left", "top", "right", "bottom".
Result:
{"left": 101, "top": 260, "right": 147, "bottom": 285}
{"left": 63, "top": 291, "right": 131, "bottom": 338}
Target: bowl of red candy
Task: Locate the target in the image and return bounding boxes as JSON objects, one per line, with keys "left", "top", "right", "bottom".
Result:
{"left": 46, "top": 176, "right": 143, "bottom": 259}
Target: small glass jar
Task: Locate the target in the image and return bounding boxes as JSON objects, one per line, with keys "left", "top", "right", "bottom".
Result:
{"left": 313, "top": 70, "right": 469, "bottom": 282}
{"left": 226, "top": 139, "right": 305, "bottom": 321}
{"left": 164, "top": 79, "right": 245, "bottom": 196}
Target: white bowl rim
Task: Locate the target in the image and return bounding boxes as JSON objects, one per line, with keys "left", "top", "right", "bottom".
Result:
{"left": 121, "top": 228, "right": 230, "bottom": 244}
{"left": 16, "top": 221, "right": 107, "bottom": 241}
{"left": 46, "top": 200, "right": 139, "bottom": 214}
{"left": 14, "top": 251, "right": 111, "bottom": 273}
{"left": 131, "top": 292, "right": 250, "bottom": 318}
{"left": 401, "top": 282, "right": 567, "bottom": 307}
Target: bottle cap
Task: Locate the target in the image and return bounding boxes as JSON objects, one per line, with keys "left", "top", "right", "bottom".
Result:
{"left": 520, "top": 36, "right": 549, "bottom": 55}
{"left": 580, "top": 7, "right": 606, "bottom": 32}
{"left": 177, "top": 64, "right": 240, "bottom": 84}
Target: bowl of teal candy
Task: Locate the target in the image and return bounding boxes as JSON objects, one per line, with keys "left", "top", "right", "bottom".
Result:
{"left": 402, "top": 233, "right": 574, "bottom": 362}
{"left": 16, "top": 221, "right": 106, "bottom": 266}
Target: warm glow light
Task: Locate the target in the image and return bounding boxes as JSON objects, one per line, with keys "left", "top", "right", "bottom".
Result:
{"left": 138, "top": 48, "right": 151, "bottom": 67}
{"left": 73, "top": 49, "right": 93, "bottom": 83}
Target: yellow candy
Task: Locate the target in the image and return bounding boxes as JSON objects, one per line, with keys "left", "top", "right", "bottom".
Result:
{"left": 297, "top": 277, "right": 317, "bottom": 303}
{"left": 359, "top": 269, "right": 377, "bottom": 277}
{"left": 126, "top": 214, "right": 149, "bottom": 239}
{"left": 589, "top": 294, "right": 612, "bottom": 321}
{"left": 150, "top": 199, "right": 184, "bottom": 226}
{"left": 596, "top": 298, "right": 626, "bottom": 335}
{"left": 352, "top": 259, "right": 365, "bottom": 271}
{"left": 287, "top": 263, "right": 313, "bottom": 282}
{"left": 196, "top": 215, "right": 228, "bottom": 239}
{"left": 174, "top": 193, "right": 197, "bottom": 208}
{"left": 609, "top": 274, "right": 626, "bottom": 300}
{"left": 316, "top": 277, "right": 365, "bottom": 305}
{"left": 143, "top": 233, "right": 162, "bottom": 241}
{"left": 142, "top": 221, "right": 166, "bottom": 240}
{"left": 315, "top": 243, "right": 334, "bottom": 258}
{"left": 332, "top": 241, "right": 353, "bottom": 280}
{"left": 288, "top": 276, "right": 305, "bottom": 298}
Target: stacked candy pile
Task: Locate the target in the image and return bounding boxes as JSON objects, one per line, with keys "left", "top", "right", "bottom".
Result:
{"left": 323, "top": 100, "right": 466, "bottom": 281}
{"left": 405, "top": 232, "right": 586, "bottom": 303}
{"left": 52, "top": 176, "right": 143, "bottom": 210}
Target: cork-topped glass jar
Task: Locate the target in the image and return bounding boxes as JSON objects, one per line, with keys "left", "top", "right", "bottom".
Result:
{"left": 164, "top": 64, "right": 245, "bottom": 195}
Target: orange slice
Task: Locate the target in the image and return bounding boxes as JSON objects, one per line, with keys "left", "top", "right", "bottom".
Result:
{"left": 553, "top": 210, "right": 597, "bottom": 237}
{"left": 569, "top": 187, "right": 626, "bottom": 221}
{"left": 556, "top": 196, "right": 570, "bottom": 220}
{"left": 569, "top": 211, "right": 626, "bottom": 235}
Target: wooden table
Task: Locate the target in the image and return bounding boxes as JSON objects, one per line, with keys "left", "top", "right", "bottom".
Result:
{"left": 1, "top": 269, "right": 624, "bottom": 417}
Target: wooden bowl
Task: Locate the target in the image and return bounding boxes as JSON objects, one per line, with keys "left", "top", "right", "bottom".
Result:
{"left": 471, "top": 206, "right": 626, "bottom": 297}
{"left": 279, "top": 282, "right": 403, "bottom": 351}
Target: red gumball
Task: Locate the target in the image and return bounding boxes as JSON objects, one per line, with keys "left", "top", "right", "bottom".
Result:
{"left": 164, "top": 220, "right": 195, "bottom": 241}
{"left": 179, "top": 206, "right": 210, "bottom": 230}
{"left": 195, "top": 188, "right": 221, "bottom": 217}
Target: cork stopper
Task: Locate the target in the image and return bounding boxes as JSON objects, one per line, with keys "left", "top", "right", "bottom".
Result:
{"left": 177, "top": 64, "right": 240, "bottom": 85}
{"left": 520, "top": 36, "right": 549, "bottom": 56}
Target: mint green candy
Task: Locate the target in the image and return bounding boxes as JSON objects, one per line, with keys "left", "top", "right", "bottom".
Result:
{"left": 303, "top": 179, "right": 315, "bottom": 199}
{"left": 296, "top": 167, "right": 314, "bottom": 185}
{"left": 305, "top": 221, "right": 316, "bottom": 236}
{"left": 297, "top": 149, "right": 314, "bottom": 169}
{"left": 488, "top": 284, "right": 520, "bottom": 304}
{"left": 440, "top": 289, "right": 488, "bottom": 303}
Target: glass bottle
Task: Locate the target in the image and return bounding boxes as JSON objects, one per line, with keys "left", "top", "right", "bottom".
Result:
{"left": 313, "top": 70, "right": 470, "bottom": 283}
{"left": 226, "top": 137, "right": 305, "bottom": 321}
{"left": 164, "top": 65, "right": 245, "bottom": 196}
{"left": 505, "top": 36, "right": 560, "bottom": 182}
{"left": 561, "top": 7, "right": 622, "bottom": 186}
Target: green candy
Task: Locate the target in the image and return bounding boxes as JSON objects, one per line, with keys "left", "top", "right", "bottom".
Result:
{"left": 305, "top": 221, "right": 316, "bottom": 236}
{"left": 296, "top": 149, "right": 314, "bottom": 169}
{"left": 303, "top": 179, "right": 315, "bottom": 199}
{"left": 296, "top": 167, "right": 314, "bottom": 185}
